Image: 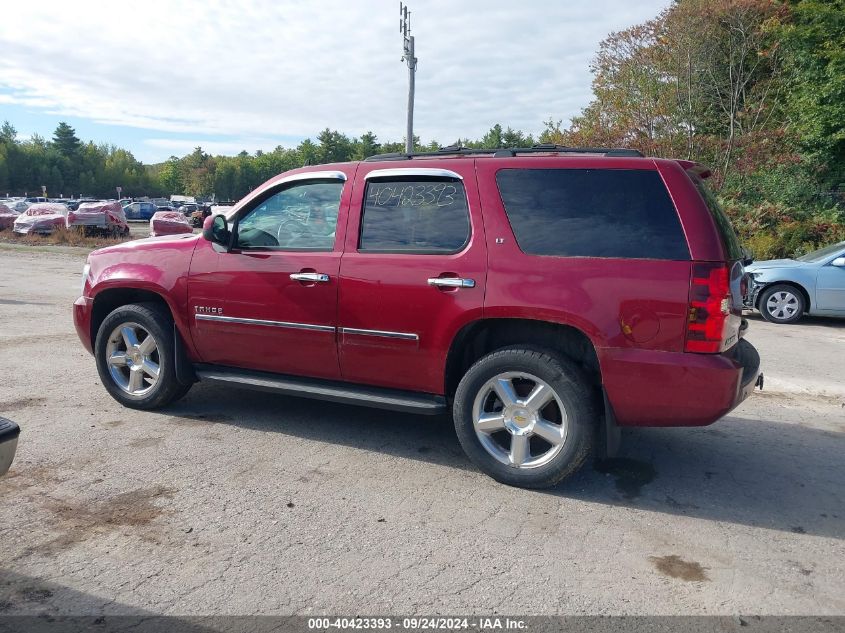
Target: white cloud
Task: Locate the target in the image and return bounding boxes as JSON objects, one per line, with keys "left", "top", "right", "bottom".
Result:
{"left": 143, "top": 138, "right": 292, "bottom": 157}
{"left": 0, "top": 0, "right": 670, "bottom": 153}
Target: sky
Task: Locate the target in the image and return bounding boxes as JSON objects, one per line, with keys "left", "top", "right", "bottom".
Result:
{"left": 0, "top": 0, "right": 670, "bottom": 164}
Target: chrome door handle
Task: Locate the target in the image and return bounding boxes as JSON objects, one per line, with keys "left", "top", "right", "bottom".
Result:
{"left": 290, "top": 273, "right": 330, "bottom": 283}
{"left": 427, "top": 277, "right": 476, "bottom": 289}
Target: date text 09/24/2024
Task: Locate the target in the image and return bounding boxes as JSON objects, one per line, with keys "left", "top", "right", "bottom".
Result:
{"left": 307, "top": 618, "right": 527, "bottom": 630}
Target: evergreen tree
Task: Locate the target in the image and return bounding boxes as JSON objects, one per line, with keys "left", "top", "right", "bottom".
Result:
{"left": 52, "top": 122, "right": 81, "bottom": 157}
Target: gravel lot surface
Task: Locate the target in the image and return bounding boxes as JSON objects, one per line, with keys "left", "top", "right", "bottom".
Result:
{"left": 0, "top": 248, "right": 842, "bottom": 616}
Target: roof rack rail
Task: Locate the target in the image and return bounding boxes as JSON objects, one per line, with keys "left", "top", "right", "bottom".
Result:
{"left": 363, "top": 144, "right": 644, "bottom": 162}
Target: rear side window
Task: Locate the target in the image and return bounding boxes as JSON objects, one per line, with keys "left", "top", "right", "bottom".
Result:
{"left": 496, "top": 169, "right": 690, "bottom": 260}
{"left": 688, "top": 173, "right": 743, "bottom": 261}
{"left": 359, "top": 178, "right": 470, "bottom": 253}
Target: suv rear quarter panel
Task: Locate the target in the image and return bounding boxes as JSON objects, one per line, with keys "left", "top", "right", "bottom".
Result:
{"left": 476, "top": 156, "right": 692, "bottom": 353}
{"left": 475, "top": 156, "right": 735, "bottom": 426}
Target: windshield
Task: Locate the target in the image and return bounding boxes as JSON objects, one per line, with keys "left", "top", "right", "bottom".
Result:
{"left": 797, "top": 240, "right": 845, "bottom": 263}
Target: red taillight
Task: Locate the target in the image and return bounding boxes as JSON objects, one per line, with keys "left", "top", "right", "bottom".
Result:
{"left": 686, "top": 263, "right": 731, "bottom": 353}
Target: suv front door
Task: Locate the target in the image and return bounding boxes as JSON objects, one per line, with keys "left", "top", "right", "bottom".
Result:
{"left": 187, "top": 170, "right": 353, "bottom": 379}
{"left": 337, "top": 164, "right": 486, "bottom": 394}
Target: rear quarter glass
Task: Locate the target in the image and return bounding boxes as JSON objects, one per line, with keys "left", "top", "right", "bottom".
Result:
{"left": 495, "top": 168, "right": 690, "bottom": 260}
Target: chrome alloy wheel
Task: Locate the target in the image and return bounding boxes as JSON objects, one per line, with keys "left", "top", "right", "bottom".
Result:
{"left": 104, "top": 322, "right": 161, "bottom": 396}
{"left": 766, "top": 289, "right": 800, "bottom": 321}
{"left": 472, "top": 372, "right": 568, "bottom": 469}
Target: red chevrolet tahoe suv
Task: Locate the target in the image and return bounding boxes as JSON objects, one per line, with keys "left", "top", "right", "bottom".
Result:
{"left": 73, "top": 145, "right": 761, "bottom": 488}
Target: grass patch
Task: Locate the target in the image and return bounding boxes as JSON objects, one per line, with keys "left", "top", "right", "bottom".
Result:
{"left": 0, "top": 226, "right": 131, "bottom": 249}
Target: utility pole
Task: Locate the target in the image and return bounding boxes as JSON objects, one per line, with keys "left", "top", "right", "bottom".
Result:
{"left": 400, "top": 3, "right": 417, "bottom": 154}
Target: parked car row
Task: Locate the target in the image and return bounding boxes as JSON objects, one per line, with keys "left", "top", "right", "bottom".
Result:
{"left": 7, "top": 201, "right": 129, "bottom": 237}
{"left": 120, "top": 199, "right": 213, "bottom": 221}
{"left": 1, "top": 199, "right": 197, "bottom": 239}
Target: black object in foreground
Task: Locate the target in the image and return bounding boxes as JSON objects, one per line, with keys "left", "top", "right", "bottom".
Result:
{"left": 0, "top": 416, "right": 20, "bottom": 476}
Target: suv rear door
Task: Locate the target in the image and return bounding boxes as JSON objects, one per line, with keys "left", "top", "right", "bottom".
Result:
{"left": 337, "top": 162, "right": 486, "bottom": 394}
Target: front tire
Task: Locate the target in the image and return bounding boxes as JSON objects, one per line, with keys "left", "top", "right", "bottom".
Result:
{"left": 453, "top": 347, "right": 596, "bottom": 488}
{"left": 759, "top": 284, "right": 805, "bottom": 324}
{"left": 94, "top": 303, "right": 191, "bottom": 409}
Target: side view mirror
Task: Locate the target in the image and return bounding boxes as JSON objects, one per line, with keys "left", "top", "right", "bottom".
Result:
{"left": 831, "top": 256, "right": 845, "bottom": 267}
{"left": 203, "top": 214, "right": 230, "bottom": 247}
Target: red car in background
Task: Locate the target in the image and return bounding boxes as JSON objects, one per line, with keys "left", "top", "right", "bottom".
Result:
{"left": 67, "top": 201, "right": 129, "bottom": 237}
{"left": 13, "top": 203, "right": 69, "bottom": 235}
{"left": 0, "top": 203, "right": 18, "bottom": 231}
{"left": 150, "top": 210, "right": 193, "bottom": 237}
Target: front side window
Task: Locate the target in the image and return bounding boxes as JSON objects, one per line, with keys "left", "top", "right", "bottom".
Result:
{"left": 359, "top": 178, "right": 470, "bottom": 253}
{"left": 236, "top": 180, "right": 343, "bottom": 250}
{"left": 496, "top": 168, "right": 690, "bottom": 260}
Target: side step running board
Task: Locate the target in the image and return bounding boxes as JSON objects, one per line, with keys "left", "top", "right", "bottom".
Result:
{"left": 194, "top": 365, "right": 448, "bottom": 415}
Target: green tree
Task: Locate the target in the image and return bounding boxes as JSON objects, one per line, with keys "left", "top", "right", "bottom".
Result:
{"left": 774, "top": 0, "right": 845, "bottom": 179}
{"left": 296, "top": 139, "right": 320, "bottom": 166}
{"left": 480, "top": 124, "right": 504, "bottom": 148}
{"left": 158, "top": 157, "right": 183, "bottom": 195}
{"left": 353, "top": 131, "right": 381, "bottom": 159}
{"left": 0, "top": 121, "right": 17, "bottom": 144}
{"left": 316, "top": 129, "right": 354, "bottom": 164}
{"left": 52, "top": 122, "right": 81, "bottom": 157}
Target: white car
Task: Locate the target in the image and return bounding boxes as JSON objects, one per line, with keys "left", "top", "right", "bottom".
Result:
{"left": 0, "top": 199, "right": 30, "bottom": 214}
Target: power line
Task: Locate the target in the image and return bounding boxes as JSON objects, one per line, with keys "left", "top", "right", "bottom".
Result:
{"left": 400, "top": 2, "right": 417, "bottom": 154}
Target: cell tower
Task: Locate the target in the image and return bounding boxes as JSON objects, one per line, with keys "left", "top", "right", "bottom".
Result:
{"left": 400, "top": 3, "right": 417, "bottom": 154}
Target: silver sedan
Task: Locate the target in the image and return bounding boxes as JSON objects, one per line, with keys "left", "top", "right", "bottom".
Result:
{"left": 745, "top": 240, "right": 845, "bottom": 323}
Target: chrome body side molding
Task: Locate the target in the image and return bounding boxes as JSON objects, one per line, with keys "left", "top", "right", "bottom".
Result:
{"left": 339, "top": 327, "right": 419, "bottom": 341}
{"left": 195, "top": 314, "right": 335, "bottom": 333}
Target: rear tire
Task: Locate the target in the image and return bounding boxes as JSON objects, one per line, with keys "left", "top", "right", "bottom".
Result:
{"left": 453, "top": 347, "right": 595, "bottom": 489}
{"left": 94, "top": 302, "right": 192, "bottom": 410}
{"left": 759, "top": 284, "right": 805, "bottom": 324}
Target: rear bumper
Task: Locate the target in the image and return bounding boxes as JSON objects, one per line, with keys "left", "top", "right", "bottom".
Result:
{"left": 73, "top": 295, "right": 94, "bottom": 354}
{"left": 601, "top": 339, "right": 761, "bottom": 427}
{"left": 0, "top": 417, "right": 20, "bottom": 477}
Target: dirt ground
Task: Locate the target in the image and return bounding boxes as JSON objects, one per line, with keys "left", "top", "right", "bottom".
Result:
{"left": 0, "top": 247, "right": 842, "bottom": 616}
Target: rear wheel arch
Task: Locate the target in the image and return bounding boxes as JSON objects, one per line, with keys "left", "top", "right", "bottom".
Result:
{"left": 444, "top": 318, "right": 602, "bottom": 398}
